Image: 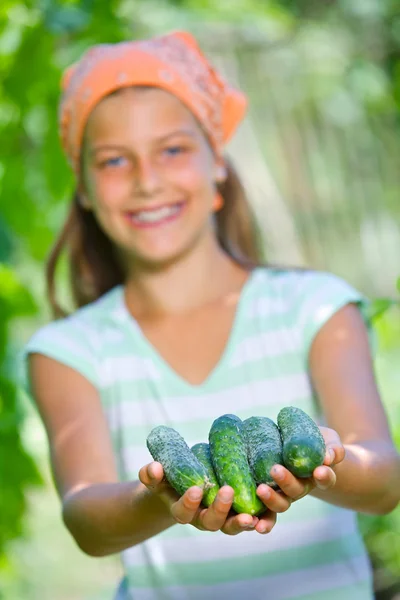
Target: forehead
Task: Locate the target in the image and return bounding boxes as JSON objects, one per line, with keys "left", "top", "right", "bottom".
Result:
{"left": 84, "top": 87, "right": 203, "bottom": 143}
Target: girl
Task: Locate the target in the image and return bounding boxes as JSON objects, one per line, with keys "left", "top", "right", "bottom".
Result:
{"left": 24, "top": 30, "right": 399, "bottom": 600}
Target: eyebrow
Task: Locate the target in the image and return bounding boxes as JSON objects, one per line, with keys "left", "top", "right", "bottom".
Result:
{"left": 89, "top": 129, "right": 197, "bottom": 155}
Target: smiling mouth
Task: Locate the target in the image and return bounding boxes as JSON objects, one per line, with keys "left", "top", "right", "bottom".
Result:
{"left": 125, "top": 202, "right": 186, "bottom": 228}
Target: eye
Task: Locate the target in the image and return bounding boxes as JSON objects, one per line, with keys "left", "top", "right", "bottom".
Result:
{"left": 164, "top": 145, "right": 186, "bottom": 157}
{"left": 101, "top": 156, "right": 126, "bottom": 168}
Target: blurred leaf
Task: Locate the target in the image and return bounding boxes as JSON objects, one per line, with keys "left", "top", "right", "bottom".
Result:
{"left": 365, "top": 298, "right": 398, "bottom": 323}
{"left": 0, "top": 264, "right": 37, "bottom": 318}
{"left": 44, "top": 4, "right": 91, "bottom": 34}
{"left": 0, "top": 352, "right": 42, "bottom": 560}
{"left": 0, "top": 218, "right": 14, "bottom": 262}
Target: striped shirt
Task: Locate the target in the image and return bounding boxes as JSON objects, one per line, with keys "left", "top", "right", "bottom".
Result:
{"left": 23, "top": 268, "right": 374, "bottom": 600}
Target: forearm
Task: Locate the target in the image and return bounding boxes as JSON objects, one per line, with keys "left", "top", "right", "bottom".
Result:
{"left": 62, "top": 480, "right": 176, "bottom": 557}
{"left": 311, "top": 441, "right": 400, "bottom": 514}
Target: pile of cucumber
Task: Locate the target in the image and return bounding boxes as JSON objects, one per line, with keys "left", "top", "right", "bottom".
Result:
{"left": 146, "top": 406, "right": 326, "bottom": 516}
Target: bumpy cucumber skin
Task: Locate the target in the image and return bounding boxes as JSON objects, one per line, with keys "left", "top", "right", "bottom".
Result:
{"left": 191, "top": 443, "right": 220, "bottom": 506}
{"left": 146, "top": 425, "right": 211, "bottom": 496}
{"left": 209, "top": 414, "right": 264, "bottom": 516}
{"left": 277, "top": 406, "right": 326, "bottom": 478}
{"left": 243, "top": 416, "right": 283, "bottom": 488}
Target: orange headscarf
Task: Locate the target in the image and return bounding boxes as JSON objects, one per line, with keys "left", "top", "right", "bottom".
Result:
{"left": 59, "top": 30, "right": 247, "bottom": 173}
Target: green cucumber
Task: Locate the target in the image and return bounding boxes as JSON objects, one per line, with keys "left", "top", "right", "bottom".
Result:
{"left": 146, "top": 425, "right": 213, "bottom": 496}
{"left": 277, "top": 406, "right": 326, "bottom": 478}
{"left": 243, "top": 416, "right": 283, "bottom": 488}
{"left": 209, "top": 414, "right": 264, "bottom": 516}
{"left": 191, "top": 443, "right": 220, "bottom": 506}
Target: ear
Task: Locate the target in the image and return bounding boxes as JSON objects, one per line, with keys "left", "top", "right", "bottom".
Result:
{"left": 214, "top": 159, "right": 227, "bottom": 184}
{"left": 79, "top": 194, "right": 92, "bottom": 210}
{"left": 77, "top": 182, "right": 92, "bottom": 210}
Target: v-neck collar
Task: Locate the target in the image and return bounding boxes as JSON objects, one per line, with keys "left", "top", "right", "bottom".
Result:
{"left": 110, "top": 268, "right": 261, "bottom": 393}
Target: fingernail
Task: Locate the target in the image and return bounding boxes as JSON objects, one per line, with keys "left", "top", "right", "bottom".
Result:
{"left": 272, "top": 466, "right": 285, "bottom": 481}
{"left": 220, "top": 489, "right": 232, "bottom": 502}
{"left": 329, "top": 448, "right": 336, "bottom": 463}
{"left": 259, "top": 485, "right": 271, "bottom": 499}
{"left": 188, "top": 489, "right": 202, "bottom": 501}
{"left": 316, "top": 480, "right": 329, "bottom": 490}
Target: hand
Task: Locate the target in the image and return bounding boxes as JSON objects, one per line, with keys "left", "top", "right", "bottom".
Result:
{"left": 139, "top": 461, "right": 277, "bottom": 536}
{"left": 255, "top": 425, "right": 346, "bottom": 526}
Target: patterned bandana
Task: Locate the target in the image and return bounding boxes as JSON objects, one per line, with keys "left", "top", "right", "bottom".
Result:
{"left": 59, "top": 30, "right": 247, "bottom": 172}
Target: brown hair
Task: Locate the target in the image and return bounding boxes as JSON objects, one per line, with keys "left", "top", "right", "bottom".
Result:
{"left": 46, "top": 158, "right": 264, "bottom": 319}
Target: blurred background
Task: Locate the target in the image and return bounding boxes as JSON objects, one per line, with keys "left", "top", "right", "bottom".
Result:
{"left": 0, "top": 1, "right": 399, "bottom": 599}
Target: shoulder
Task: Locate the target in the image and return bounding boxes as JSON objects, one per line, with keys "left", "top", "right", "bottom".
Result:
{"left": 252, "top": 267, "right": 371, "bottom": 356}
{"left": 27, "top": 286, "right": 123, "bottom": 347}
{"left": 22, "top": 286, "right": 124, "bottom": 389}
{"left": 254, "top": 267, "right": 367, "bottom": 308}
{"left": 255, "top": 266, "right": 356, "bottom": 292}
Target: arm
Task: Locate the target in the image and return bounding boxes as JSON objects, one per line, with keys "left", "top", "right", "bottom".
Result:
{"left": 28, "top": 353, "right": 176, "bottom": 556}
{"left": 307, "top": 303, "right": 400, "bottom": 514}
{"left": 261, "top": 304, "right": 399, "bottom": 516}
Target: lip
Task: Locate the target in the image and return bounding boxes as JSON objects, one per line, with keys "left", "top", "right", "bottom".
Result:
{"left": 126, "top": 202, "right": 176, "bottom": 214}
{"left": 124, "top": 201, "right": 186, "bottom": 229}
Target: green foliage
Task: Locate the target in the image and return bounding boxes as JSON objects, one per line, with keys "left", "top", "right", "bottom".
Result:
{"left": 359, "top": 305, "right": 400, "bottom": 584}
{"left": 0, "top": 264, "right": 42, "bottom": 560}
{"left": 366, "top": 298, "right": 399, "bottom": 323}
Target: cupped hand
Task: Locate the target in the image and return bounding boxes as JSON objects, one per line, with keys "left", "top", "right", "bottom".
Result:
{"left": 255, "top": 425, "right": 346, "bottom": 532}
{"left": 139, "top": 461, "right": 277, "bottom": 536}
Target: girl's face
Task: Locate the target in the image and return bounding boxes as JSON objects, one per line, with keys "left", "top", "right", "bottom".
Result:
{"left": 81, "top": 87, "right": 226, "bottom": 269}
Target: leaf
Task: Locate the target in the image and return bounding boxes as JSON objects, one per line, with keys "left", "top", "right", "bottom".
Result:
{"left": 0, "top": 218, "right": 14, "bottom": 262}
{"left": 0, "top": 264, "right": 37, "bottom": 318}
{"left": 44, "top": 4, "right": 91, "bottom": 34}
{"left": 365, "top": 298, "right": 397, "bottom": 323}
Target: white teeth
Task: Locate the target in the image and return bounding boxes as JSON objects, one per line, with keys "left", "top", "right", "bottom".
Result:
{"left": 132, "top": 204, "right": 180, "bottom": 223}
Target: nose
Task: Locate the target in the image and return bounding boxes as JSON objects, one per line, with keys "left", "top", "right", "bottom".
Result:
{"left": 134, "top": 157, "right": 161, "bottom": 197}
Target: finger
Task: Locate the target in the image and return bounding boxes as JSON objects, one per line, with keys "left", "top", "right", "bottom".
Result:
{"left": 138, "top": 461, "right": 164, "bottom": 489}
{"left": 323, "top": 447, "right": 336, "bottom": 466}
{"left": 313, "top": 465, "right": 337, "bottom": 490}
{"left": 271, "top": 465, "right": 314, "bottom": 501}
{"left": 200, "top": 486, "right": 239, "bottom": 532}
{"left": 221, "top": 513, "right": 259, "bottom": 536}
{"left": 257, "top": 484, "right": 292, "bottom": 513}
{"left": 254, "top": 510, "right": 277, "bottom": 534}
{"left": 325, "top": 444, "right": 346, "bottom": 466}
{"left": 170, "top": 486, "right": 204, "bottom": 524}
{"left": 320, "top": 428, "right": 345, "bottom": 466}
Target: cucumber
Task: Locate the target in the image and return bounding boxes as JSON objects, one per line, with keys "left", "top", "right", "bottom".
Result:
{"left": 277, "top": 406, "right": 326, "bottom": 478}
{"left": 146, "top": 425, "right": 213, "bottom": 496}
{"left": 191, "top": 443, "right": 220, "bottom": 506}
{"left": 243, "top": 416, "right": 283, "bottom": 488}
{"left": 209, "top": 414, "right": 264, "bottom": 516}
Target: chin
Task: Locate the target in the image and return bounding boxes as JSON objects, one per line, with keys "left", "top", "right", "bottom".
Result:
{"left": 126, "top": 245, "right": 190, "bottom": 272}
{"left": 120, "top": 226, "right": 208, "bottom": 271}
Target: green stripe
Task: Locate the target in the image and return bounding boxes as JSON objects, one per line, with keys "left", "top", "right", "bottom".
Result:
{"left": 95, "top": 317, "right": 303, "bottom": 361}
{"left": 99, "top": 353, "right": 305, "bottom": 404}
{"left": 97, "top": 315, "right": 304, "bottom": 355}
{"left": 113, "top": 397, "right": 313, "bottom": 450}
{"left": 297, "top": 580, "right": 373, "bottom": 600}
{"left": 124, "top": 534, "right": 365, "bottom": 588}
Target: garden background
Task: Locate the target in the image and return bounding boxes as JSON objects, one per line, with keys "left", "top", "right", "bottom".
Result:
{"left": 0, "top": 1, "right": 399, "bottom": 598}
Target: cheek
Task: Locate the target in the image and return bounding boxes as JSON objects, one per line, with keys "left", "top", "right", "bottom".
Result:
{"left": 170, "top": 155, "right": 215, "bottom": 198}
{"left": 87, "top": 171, "right": 130, "bottom": 209}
